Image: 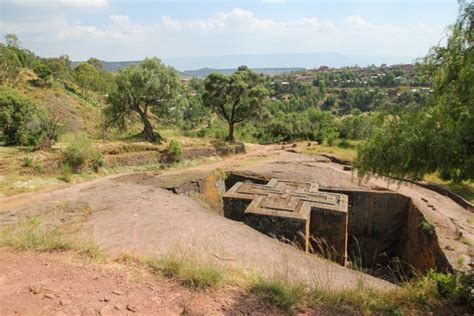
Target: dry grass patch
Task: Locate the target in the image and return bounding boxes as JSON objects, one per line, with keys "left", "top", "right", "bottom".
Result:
{"left": 0, "top": 217, "right": 71, "bottom": 252}
{"left": 146, "top": 256, "right": 224, "bottom": 290}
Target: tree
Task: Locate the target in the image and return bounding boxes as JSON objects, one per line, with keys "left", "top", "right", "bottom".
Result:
{"left": 74, "top": 62, "right": 100, "bottom": 91}
{"left": 106, "top": 57, "right": 182, "bottom": 142}
{"left": 45, "top": 55, "right": 73, "bottom": 81}
{"left": 203, "top": 66, "right": 268, "bottom": 142}
{"left": 0, "top": 44, "right": 21, "bottom": 84}
{"left": 355, "top": 1, "right": 474, "bottom": 182}
{"left": 5, "top": 34, "right": 20, "bottom": 48}
{"left": 0, "top": 86, "right": 46, "bottom": 146}
{"left": 33, "top": 61, "right": 52, "bottom": 85}
{"left": 87, "top": 57, "right": 105, "bottom": 72}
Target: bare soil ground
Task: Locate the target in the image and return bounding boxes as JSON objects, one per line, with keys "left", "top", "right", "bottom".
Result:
{"left": 0, "top": 249, "right": 293, "bottom": 315}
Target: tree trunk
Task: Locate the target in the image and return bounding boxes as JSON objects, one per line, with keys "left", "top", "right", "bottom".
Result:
{"left": 226, "top": 121, "right": 235, "bottom": 142}
{"left": 137, "top": 108, "right": 158, "bottom": 143}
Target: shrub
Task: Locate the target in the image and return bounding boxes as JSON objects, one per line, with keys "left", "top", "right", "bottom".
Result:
{"left": 59, "top": 164, "right": 73, "bottom": 182}
{"left": 90, "top": 152, "right": 104, "bottom": 172}
{"left": 22, "top": 155, "right": 35, "bottom": 167}
{"left": 62, "top": 135, "right": 103, "bottom": 172}
{"left": 0, "top": 85, "right": 46, "bottom": 146}
{"left": 338, "top": 139, "right": 352, "bottom": 149}
{"left": 167, "top": 139, "right": 183, "bottom": 163}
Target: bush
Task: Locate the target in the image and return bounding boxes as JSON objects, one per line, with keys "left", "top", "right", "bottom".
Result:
{"left": 22, "top": 155, "right": 35, "bottom": 167}
{"left": 338, "top": 139, "right": 352, "bottom": 149}
{"left": 59, "top": 164, "right": 73, "bottom": 182}
{"left": 62, "top": 135, "right": 103, "bottom": 172}
{"left": 167, "top": 139, "right": 183, "bottom": 163}
{"left": 90, "top": 152, "right": 104, "bottom": 172}
{"left": 0, "top": 85, "right": 46, "bottom": 146}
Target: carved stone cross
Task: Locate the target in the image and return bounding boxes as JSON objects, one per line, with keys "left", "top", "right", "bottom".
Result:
{"left": 223, "top": 179, "right": 349, "bottom": 265}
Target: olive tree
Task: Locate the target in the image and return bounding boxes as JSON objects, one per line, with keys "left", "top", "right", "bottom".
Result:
{"left": 106, "top": 57, "right": 182, "bottom": 142}
{"left": 203, "top": 66, "right": 268, "bottom": 142}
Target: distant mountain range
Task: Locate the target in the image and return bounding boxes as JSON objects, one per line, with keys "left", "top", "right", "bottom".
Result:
{"left": 73, "top": 52, "right": 414, "bottom": 77}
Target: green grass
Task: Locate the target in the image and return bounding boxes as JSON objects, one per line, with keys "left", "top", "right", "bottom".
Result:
{"left": 146, "top": 256, "right": 223, "bottom": 289}
{"left": 302, "top": 140, "right": 359, "bottom": 162}
{"left": 0, "top": 215, "right": 106, "bottom": 262}
{"left": 424, "top": 174, "right": 474, "bottom": 203}
{"left": 0, "top": 217, "right": 71, "bottom": 252}
{"left": 251, "top": 279, "right": 306, "bottom": 312}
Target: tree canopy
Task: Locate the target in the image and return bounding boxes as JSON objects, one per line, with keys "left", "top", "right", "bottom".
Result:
{"left": 106, "top": 57, "right": 182, "bottom": 142}
{"left": 0, "top": 85, "right": 46, "bottom": 146}
{"left": 355, "top": 1, "right": 474, "bottom": 182}
{"left": 203, "top": 66, "right": 269, "bottom": 142}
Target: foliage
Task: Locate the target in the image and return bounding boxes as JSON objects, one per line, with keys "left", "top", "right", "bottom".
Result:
{"left": 90, "top": 151, "right": 104, "bottom": 172}
{"left": 356, "top": 1, "right": 474, "bottom": 182}
{"left": 106, "top": 57, "right": 182, "bottom": 142}
{"left": 62, "top": 135, "right": 102, "bottom": 172}
{"left": 0, "top": 43, "right": 21, "bottom": 84}
{"left": 426, "top": 270, "right": 474, "bottom": 312}
{"left": 167, "top": 139, "right": 183, "bottom": 163}
{"left": 419, "top": 219, "right": 434, "bottom": 233}
{"left": 59, "top": 164, "right": 73, "bottom": 182}
{"left": 0, "top": 85, "right": 47, "bottom": 146}
{"left": 74, "top": 62, "right": 100, "bottom": 92}
{"left": 45, "top": 55, "right": 73, "bottom": 81}
{"left": 203, "top": 65, "right": 269, "bottom": 142}
{"left": 257, "top": 107, "right": 335, "bottom": 143}
{"left": 33, "top": 61, "right": 52, "bottom": 85}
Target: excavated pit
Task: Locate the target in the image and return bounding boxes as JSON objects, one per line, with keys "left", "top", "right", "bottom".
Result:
{"left": 223, "top": 172, "right": 452, "bottom": 280}
{"left": 141, "top": 170, "right": 451, "bottom": 282}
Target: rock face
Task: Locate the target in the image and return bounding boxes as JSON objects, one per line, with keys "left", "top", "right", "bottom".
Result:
{"left": 321, "top": 188, "right": 451, "bottom": 273}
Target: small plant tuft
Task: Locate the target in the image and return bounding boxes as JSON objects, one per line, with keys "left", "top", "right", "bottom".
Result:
{"left": 22, "top": 155, "right": 35, "bottom": 167}
{"left": 146, "top": 256, "right": 223, "bottom": 290}
{"left": 420, "top": 219, "right": 434, "bottom": 234}
{"left": 251, "top": 279, "right": 306, "bottom": 311}
{"left": 167, "top": 139, "right": 183, "bottom": 163}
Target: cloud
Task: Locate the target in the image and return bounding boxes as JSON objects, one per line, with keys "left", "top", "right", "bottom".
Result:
{"left": 110, "top": 15, "right": 130, "bottom": 25}
{"left": 0, "top": 6, "right": 447, "bottom": 62}
{"left": 161, "top": 8, "right": 333, "bottom": 32}
{"left": 346, "top": 15, "right": 370, "bottom": 28}
{"left": 6, "top": 0, "right": 108, "bottom": 9}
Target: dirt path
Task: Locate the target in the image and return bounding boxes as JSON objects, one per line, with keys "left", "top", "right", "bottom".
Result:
{"left": 0, "top": 249, "right": 291, "bottom": 315}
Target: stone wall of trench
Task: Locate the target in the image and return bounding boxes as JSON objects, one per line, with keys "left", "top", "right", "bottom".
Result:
{"left": 320, "top": 187, "right": 451, "bottom": 273}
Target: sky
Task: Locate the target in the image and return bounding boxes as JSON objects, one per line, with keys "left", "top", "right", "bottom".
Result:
{"left": 0, "top": 0, "right": 459, "bottom": 68}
